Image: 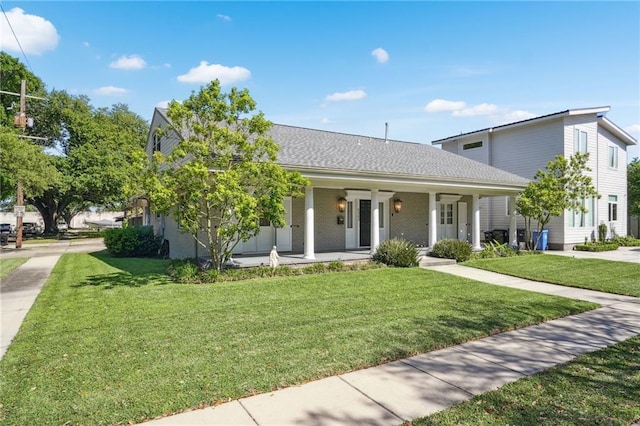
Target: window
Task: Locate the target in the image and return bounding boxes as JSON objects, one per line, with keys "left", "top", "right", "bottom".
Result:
{"left": 259, "top": 217, "right": 271, "bottom": 227}
{"left": 569, "top": 197, "right": 594, "bottom": 228}
{"left": 608, "top": 195, "right": 618, "bottom": 221}
{"left": 608, "top": 146, "right": 618, "bottom": 168}
{"left": 346, "top": 201, "right": 353, "bottom": 229}
{"left": 574, "top": 129, "right": 587, "bottom": 154}
{"left": 505, "top": 196, "right": 510, "bottom": 216}
{"left": 378, "top": 202, "right": 384, "bottom": 228}
{"left": 463, "top": 141, "right": 483, "bottom": 150}
{"left": 440, "top": 203, "right": 453, "bottom": 225}
{"left": 153, "top": 131, "right": 161, "bottom": 152}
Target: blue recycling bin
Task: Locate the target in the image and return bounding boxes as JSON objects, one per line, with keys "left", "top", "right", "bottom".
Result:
{"left": 532, "top": 229, "right": 548, "bottom": 250}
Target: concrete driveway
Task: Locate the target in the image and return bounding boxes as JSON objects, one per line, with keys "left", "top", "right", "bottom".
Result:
{"left": 544, "top": 246, "right": 640, "bottom": 263}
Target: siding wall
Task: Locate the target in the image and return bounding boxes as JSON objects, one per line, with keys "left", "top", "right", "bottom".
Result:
{"left": 389, "top": 192, "right": 429, "bottom": 245}
{"left": 594, "top": 125, "right": 628, "bottom": 238}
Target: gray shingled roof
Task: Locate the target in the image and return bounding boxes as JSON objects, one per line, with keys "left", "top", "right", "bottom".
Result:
{"left": 269, "top": 124, "right": 529, "bottom": 186}
{"left": 155, "top": 108, "right": 528, "bottom": 186}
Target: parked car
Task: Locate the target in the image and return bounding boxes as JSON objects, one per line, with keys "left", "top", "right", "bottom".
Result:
{"left": 0, "top": 223, "right": 15, "bottom": 244}
{"left": 57, "top": 221, "right": 68, "bottom": 232}
{"left": 22, "top": 222, "right": 43, "bottom": 237}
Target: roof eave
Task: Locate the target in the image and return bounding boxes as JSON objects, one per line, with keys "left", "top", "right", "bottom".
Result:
{"left": 599, "top": 116, "right": 637, "bottom": 146}
{"left": 432, "top": 106, "right": 612, "bottom": 145}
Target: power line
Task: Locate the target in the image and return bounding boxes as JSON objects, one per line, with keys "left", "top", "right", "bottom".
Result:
{"left": 0, "top": 3, "right": 34, "bottom": 74}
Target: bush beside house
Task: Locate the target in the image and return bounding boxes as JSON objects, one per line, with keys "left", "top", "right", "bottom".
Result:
{"left": 104, "top": 226, "right": 161, "bottom": 257}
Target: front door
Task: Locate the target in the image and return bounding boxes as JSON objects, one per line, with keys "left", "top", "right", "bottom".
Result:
{"left": 359, "top": 200, "right": 371, "bottom": 247}
{"left": 438, "top": 202, "right": 457, "bottom": 240}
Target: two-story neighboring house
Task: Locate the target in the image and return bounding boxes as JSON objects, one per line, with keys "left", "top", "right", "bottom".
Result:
{"left": 433, "top": 107, "right": 637, "bottom": 250}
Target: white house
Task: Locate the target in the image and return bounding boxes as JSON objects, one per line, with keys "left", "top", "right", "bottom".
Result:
{"left": 146, "top": 108, "right": 530, "bottom": 259}
{"left": 433, "top": 107, "right": 637, "bottom": 250}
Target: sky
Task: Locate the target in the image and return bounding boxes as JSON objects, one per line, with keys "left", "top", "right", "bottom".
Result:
{"left": 1, "top": 1, "right": 639, "bottom": 160}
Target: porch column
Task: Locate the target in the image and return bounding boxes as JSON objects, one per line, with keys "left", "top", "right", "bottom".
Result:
{"left": 472, "top": 194, "right": 481, "bottom": 250}
{"left": 429, "top": 192, "right": 437, "bottom": 248}
{"left": 509, "top": 194, "right": 518, "bottom": 247}
{"left": 370, "top": 189, "right": 379, "bottom": 253}
{"left": 304, "top": 186, "right": 315, "bottom": 259}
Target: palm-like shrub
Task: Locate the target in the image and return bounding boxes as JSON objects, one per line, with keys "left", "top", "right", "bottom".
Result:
{"left": 372, "top": 238, "right": 420, "bottom": 267}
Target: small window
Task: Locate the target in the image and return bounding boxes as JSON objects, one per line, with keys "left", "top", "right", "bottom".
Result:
{"left": 346, "top": 201, "right": 353, "bottom": 229}
{"left": 153, "top": 132, "right": 162, "bottom": 152}
{"left": 259, "top": 217, "right": 271, "bottom": 227}
{"left": 462, "top": 141, "right": 483, "bottom": 150}
{"left": 574, "top": 129, "right": 587, "bottom": 154}
{"left": 446, "top": 204, "right": 453, "bottom": 225}
{"left": 608, "top": 195, "right": 618, "bottom": 221}
{"left": 378, "top": 202, "right": 384, "bottom": 228}
{"left": 608, "top": 146, "right": 618, "bottom": 168}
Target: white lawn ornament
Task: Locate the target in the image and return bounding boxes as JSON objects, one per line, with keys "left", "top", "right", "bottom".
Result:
{"left": 269, "top": 245, "right": 280, "bottom": 271}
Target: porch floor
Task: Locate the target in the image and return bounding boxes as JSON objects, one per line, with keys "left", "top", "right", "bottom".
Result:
{"left": 228, "top": 248, "right": 455, "bottom": 268}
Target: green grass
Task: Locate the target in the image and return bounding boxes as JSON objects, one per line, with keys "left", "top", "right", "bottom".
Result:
{"left": 465, "top": 255, "right": 640, "bottom": 297}
{"left": 413, "top": 335, "right": 640, "bottom": 425}
{"left": 0, "top": 257, "right": 28, "bottom": 278}
{"left": 0, "top": 252, "right": 595, "bottom": 425}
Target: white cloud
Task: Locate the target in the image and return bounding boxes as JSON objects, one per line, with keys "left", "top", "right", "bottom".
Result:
{"left": 495, "top": 109, "right": 537, "bottom": 124}
{"left": 177, "top": 61, "right": 251, "bottom": 85}
{"left": 321, "top": 117, "right": 331, "bottom": 124}
{"left": 93, "top": 86, "right": 128, "bottom": 96}
{"left": 83, "top": 41, "right": 90, "bottom": 48}
{"left": 0, "top": 7, "right": 59, "bottom": 55}
{"left": 452, "top": 103, "right": 498, "bottom": 117}
{"left": 371, "top": 47, "right": 389, "bottom": 64}
{"left": 325, "top": 90, "right": 367, "bottom": 103}
{"left": 156, "top": 100, "right": 170, "bottom": 108}
{"left": 163, "top": 63, "right": 171, "bottom": 68}
{"left": 624, "top": 124, "right": 640, "bottom": 138}
{"left": 110, "top": 55, "right": 147, "bottom": 70}
{"left": 424, "top": 99, "right": 466, "bottom": 113}
{"left": 217, "top": 14, "right": 232, "bottom": 21}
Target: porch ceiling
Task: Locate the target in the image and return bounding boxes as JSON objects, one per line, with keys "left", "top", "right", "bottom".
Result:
{"left": 297, "top": 170, "right": 525, "bottom": 197}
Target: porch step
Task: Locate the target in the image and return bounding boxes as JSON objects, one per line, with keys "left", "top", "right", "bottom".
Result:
{"left": 419, "top": 256, "right": 456, "bottom": 267}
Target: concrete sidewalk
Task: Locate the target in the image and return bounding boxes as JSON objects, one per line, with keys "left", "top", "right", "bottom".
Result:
{"left": 142, "top": 264, "right": 640, "bottom": 426}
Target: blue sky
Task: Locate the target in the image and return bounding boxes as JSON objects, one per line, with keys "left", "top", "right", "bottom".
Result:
{"left": 1, "top": 1, "right": 639, "bottom": 159}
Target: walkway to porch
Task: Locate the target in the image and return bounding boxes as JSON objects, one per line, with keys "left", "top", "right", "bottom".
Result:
{"left": 228, "top": 248, "right": 454, "bottom": 268}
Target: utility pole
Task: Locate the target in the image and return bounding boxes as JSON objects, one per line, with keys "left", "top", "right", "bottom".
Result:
{"left": 14, "top": 80, "right": 27, "bottom": 249}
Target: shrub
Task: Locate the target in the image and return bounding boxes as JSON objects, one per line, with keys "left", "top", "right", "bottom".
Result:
{"left": 473, "top": 240, "right": 517, "bottom": 259}
{"left": 574, "top": 242, "right": 619, "bottom": 252}
{"left": 598, "top": 223, "right": 608, "bottom": 242}
{"left": 166, "top": 259, "right": 200, "bottom": 283}
{"left": 612, "top": 236, "right": 640, "bottom": 247}
{"left": 103, "top": 226, "right": 161, "bottom": 257}
{"left": 372, "top": 238, "right": 419, "bottom": 267}
{"left": 431, "top": 239, "right": 473, "bottom": 262}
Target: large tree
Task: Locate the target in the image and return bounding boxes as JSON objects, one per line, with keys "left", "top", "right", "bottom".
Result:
{"left": 27, "top": 93, "right": 149, "bottom": 233}
{"left": 0, "top": 127, "right": 60, "bottom": 201}
{"left": 628, "top": 158, "right": 640, "bottom": 219}
{"left": 517, "top": 153, "right": 599, "bottom": 250}
{"left": 147, "top": 80, "right": 308, "bottom": 271}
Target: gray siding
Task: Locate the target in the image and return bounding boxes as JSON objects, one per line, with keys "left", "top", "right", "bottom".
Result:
{"left": 595, "top": 126, "right": 628, "bottom": 238}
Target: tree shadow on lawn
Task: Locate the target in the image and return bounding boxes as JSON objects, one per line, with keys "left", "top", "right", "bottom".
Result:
{"left": 71, "top": 251, "right": 171, "bottom": 290}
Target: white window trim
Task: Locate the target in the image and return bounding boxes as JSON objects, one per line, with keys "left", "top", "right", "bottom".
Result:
{"left": 608, "top": 145, "right": 618, "bottom": 169}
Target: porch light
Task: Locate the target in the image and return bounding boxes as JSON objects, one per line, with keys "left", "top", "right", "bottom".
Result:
{"left": 337, "top": 197, "right": 347, "bottom": 213}
{"left": 393, "top": 198, "right": 403, "bottom": 213}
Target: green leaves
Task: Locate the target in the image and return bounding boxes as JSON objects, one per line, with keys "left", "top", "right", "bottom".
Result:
{"left": 517, "top": 153, "right": 599, "bottom": 249}
{"left": 628, "top": 158, "right": 640, "bottom": 217}
{"left": 149, "top": 80, "right": 309, "bottom": 270}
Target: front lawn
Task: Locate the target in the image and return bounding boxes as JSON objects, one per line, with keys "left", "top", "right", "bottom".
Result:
{"left": 465, "top": 255, "right": 640, "bottom": 297}
{"left": 0, "top": 257, "right": 28, "bottom": 278}
{"left": 0, "top": 252, "right": 595, "bottom": 425}
{"left": 414, "top": 335, "right": 640, "bottom": 425}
